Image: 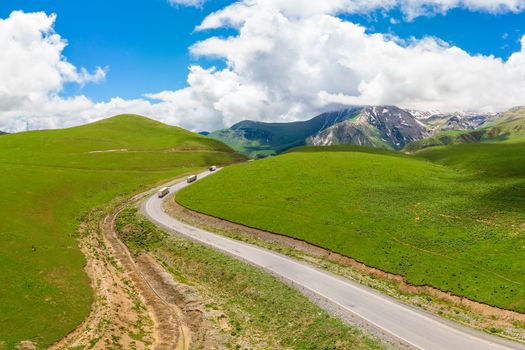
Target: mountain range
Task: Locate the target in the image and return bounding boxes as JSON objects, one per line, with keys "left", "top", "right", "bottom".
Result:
{"left": 405, "top": 106, "right": 525, "bottom": 151}
{"left": 208, "top": 105, "right": 501, "bottom": 157}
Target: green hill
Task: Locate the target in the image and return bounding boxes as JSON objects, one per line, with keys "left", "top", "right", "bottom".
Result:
{"left": 177, "top": 144, "right": 525, "bottom": 312}
{"left": 286, "top": 144, "right": 411, "bottom": 158}
{"left": 405, "top": 107, "right": 525, "bottom": 151}
{"left": 416, "top": 142, "right": 525, "bottom": 178}
{"left": 0, "top": 114, "right": 244, "bottom": 348}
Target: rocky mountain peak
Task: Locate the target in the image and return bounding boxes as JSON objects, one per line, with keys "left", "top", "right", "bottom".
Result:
{"left": 209, "top": 105, "right": 499, "bottom": 157}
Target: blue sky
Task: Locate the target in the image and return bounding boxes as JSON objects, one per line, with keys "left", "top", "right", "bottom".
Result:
{"left": 1, "top": 0, "right": 523, "bottom": 102}
{"left": 349, "top": 8, "right": 524, "bottom": 58}
{"left": 1, "top": 0, "right": 525, "bottom": 132}
{"left": 0, "top": 0, "right": 236, "bottom": 101}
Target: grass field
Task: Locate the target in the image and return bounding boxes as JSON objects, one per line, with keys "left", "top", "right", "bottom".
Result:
{"left": 177, "top": 144, "right": 525, "bottom": 312}
{"left": 0, "top": 115, "right": 244, "bottom": 348}
{"left": 116, "top": 208, "right": 382, "bottom": 349}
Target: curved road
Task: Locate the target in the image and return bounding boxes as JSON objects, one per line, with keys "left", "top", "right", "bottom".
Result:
{"left": 142, "top": 170, "right": 525, "bottom": 350}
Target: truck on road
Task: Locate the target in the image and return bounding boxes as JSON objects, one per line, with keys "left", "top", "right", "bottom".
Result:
{"left": 187, "top": 175, "right": 197, "bottom": 183}
{"left": 158, "top": 187, "right": 170, "bottom": 198}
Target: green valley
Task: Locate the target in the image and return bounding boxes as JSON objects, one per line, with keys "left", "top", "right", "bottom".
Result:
{"left": 176, "top": 144, "right": 525, "bottom": 312}
{"left": 0, "top": 114, "right": 244, "bottom": 348}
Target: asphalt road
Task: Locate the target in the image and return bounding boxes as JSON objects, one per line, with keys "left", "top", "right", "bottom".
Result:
{"left": 142, "top": 170, "right": 525, "bottom": 350}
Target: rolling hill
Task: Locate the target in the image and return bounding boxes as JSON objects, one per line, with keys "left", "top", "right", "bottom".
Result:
{"left": 177, "top": 144, "right": 525, "bottom": 312}
{"left": 209, "top": 106, "right": 494, "bottom": 157}
{"left": 0, "top": 114, "right": 244, "bottom": 348}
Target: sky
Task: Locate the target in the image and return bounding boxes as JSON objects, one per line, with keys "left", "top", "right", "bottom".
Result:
{"left": 1, "top": 0, "right": 525, "bottom": 132}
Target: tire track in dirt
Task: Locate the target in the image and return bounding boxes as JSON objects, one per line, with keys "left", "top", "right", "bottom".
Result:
{"left": 50, "top": 181, "right": 228, "bottom": 350}
{"left": 104, "top": 205, "right": 189, "bottom": 349}
{"left": 49, "top": 189, "right": 187, "bottom": 349}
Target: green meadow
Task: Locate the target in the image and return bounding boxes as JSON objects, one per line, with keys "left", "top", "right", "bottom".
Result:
{"left": 0, "top": 115, "right": 244, "bottom": 348}
{"left": 177, "top": 144, "right": 525, "bottom": 312}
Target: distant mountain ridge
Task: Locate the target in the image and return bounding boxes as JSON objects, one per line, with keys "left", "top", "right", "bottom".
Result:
{"left": 406, "top": 106, "right": 525, "bottom": 151}
{"left": 308, "top": 106, "right": 430, "bottom": 150}
{"left": 0, "top": 131, "right": 7, "bottom": 136}
{"left": 208, "top": 107, "right": 362, "bottom": 157}
{"left": 208, "top": 105, "right": 497, "bottom": 157}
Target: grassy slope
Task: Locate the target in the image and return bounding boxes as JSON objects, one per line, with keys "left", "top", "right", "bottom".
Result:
{"left": 208, "top": 120, "right": 311, "bottom": 158}
{"left": 287, "top": 145, "right": 409, "bottom": 157}
{"left": 116, "top": 208, "right": 381, "bottom": 350}
{"left": 208, "top": 127, "right": 279, "bottom": 158}
{"left": 404, "top": 129, "right": 486, "bottom": 152}
{"left": 0, "top": 115, "right": 244, "bottom": 348}
{"left": 177, "top": 145, "right": 525, "bottom": 312}
{"left": 416, "top": 142, "right": 525, "bottom": 178}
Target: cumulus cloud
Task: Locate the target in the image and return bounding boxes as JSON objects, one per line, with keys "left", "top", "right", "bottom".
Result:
{"left": 3, "top": 3, "right": 525, "bottom": 133}
{"left": 180, "top": 10, "right": 525, "bottom": 127}
{"left": 0, "top": 11, "right": 106, "bottom": 131}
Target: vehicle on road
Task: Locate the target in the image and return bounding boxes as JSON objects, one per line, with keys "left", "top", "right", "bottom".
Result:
{"left": 209, "top": 165, "right": 217, "bottom": 172}
{"left": 187, "top": 175, "right": 197, "bottom": 183}
{"left": 158, "top": 187, "right": 170, "bottom": 198}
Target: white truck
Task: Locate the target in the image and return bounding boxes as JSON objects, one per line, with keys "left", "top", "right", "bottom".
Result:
{"left": 209, "top": 165, "right": 217, "bottom": 172}
{"left": 187, "top": 174, "right": 197, "bottom": 183}
{"left": 158, "top": 187, "right": 170, "bottom": 198}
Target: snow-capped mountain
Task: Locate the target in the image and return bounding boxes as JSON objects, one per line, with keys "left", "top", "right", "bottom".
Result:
{"left": 208, "top": 105, "right": 497, "bottom": 157}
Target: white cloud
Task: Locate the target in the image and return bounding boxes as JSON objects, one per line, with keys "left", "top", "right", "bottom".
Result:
{"left": 0, "top": 11, "right": 106, "bottom": 131}
{"left": 399, "top": 0, "right": 525, "bottom": 19}
{"left": 183, "top": 10, "right": 525, "bottom": 127}
{"left": 3, "top": 3, "right": 525, "bottom": 133}
{"left": 197, "top": 0, "right": 525, "bottom": 29}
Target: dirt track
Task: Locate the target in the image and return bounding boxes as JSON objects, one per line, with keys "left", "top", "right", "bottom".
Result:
{"left": 48, "top": 196, "right": 182, "bottom": 349}
{"left": 48, "top": 187, "right": 218, "bottom": 349}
